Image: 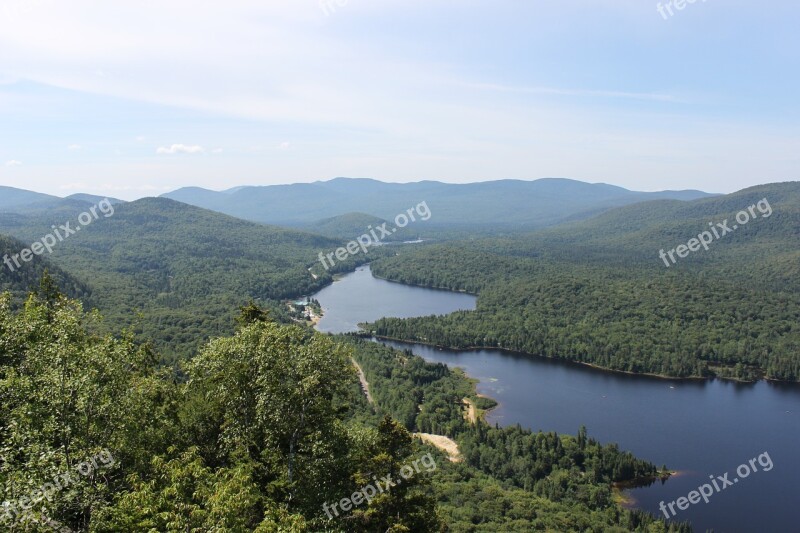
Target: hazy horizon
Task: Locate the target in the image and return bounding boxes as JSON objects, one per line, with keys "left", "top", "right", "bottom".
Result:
{"left": 2, "top": 1, "right": 798, "bottom": 200}
{"left": 1, "top": 175, "right": 742, "bottom": 202}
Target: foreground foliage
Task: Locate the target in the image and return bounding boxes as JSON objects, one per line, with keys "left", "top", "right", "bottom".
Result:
{"left": 0, "top": 286, "right": 688, "bottom": 531}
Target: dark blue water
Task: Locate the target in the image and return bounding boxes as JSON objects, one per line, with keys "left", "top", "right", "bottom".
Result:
{"left": 313, "top": 266, "right": 800, "bottom": 533}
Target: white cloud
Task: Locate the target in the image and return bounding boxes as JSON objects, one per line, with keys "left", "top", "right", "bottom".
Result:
{"left": 462, "top": 82, "right": 679, "bottom": 103}
{"left": 0, "top": 0, "right": 795, "bottom": 197}
{"left": 0, "top": 1, "right": 683, "bottom": 142}
{"left": 0, "top": 1, "right": 451, "bottom": 132}
{"left": 0, "top": 72, "right": 18, "bottom": 85}
{"left": 156, "top": 144, "right": 204, "bottom": 155}
{"left": 97, "top": 183, "right": 171, "bottom": 192}
{"left": 59, "top": 181, "right": 169, "bottom": 192}
{"left": 5, "top": 160, "right": 22, "bottom": 166}
{"left": 68, "top": 144, "right": 81, "bottom": 150}
{"left": 135, "top": 136, "right": 146, "bottom": 142}
{"left": 59, "top": 181, "right": 89, "bottom": 190}
{"left": 211, "top": 148, "right": 223, "bottom": 153}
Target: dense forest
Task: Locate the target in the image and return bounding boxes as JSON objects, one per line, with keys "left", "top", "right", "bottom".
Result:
{"left": 369, "top": 183, "right": 800, "bottom": 381}
{"left": 0, "top": 235, "right": 89, "bottom": 304}
{"left": 0, "top": 279, "right": 688, "bottom": 532}
{"left": 2, "top": 182, "right": 795, "bottom": 530}
{"left": 0, "top": 285, "right": 439, "bottom": 532}
{"left": 0, "top": 198, "right": 383, "bottom": 362}
{"left": 344, "top": 338, "right": 689, "bottom": 532}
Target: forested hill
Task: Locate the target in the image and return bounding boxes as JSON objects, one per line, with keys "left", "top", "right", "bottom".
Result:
{"left": 368, "top": 182, "right": 800, "bottom": 381}
{"left": 162, "top": 177, "right": 714, "bottom": 228}
{"left": 0, "top": 186, "right": 124, "bottom": 213}
{"left": 0, "top": 197, "right": 353, "bottom": 361}
{"left": 0, "top": 288, "right": 690, "bottom": 532}
{"left": 492, "top": 181, "right": 800, "bottom": 286}
{"left": 0, "top": 234, "right": 89, "bottom": 303}
{"left": 300, "top": 212, "right": 400, "bottom": 240}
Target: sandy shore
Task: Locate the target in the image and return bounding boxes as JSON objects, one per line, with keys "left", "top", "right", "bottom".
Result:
{"left": 413, "top": 433, "right": 462, "bottom": 462}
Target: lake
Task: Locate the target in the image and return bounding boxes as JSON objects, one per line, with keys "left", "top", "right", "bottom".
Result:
{"left": 314, "top": 265, "right": 477, "bottom": 334}
{"left": 312, "top": 265, "right": 800, "bottom": 533}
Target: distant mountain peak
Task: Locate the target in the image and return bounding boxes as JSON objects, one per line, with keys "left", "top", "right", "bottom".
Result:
{"left": 160, "top": 178, "right": 715, "bottom": 228}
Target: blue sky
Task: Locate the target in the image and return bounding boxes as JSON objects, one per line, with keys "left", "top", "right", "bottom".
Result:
{"left": 0, "top": 0, "right": 798, "bottom": 200}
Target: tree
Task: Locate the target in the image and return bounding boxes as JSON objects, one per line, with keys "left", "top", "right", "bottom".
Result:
{"left": 185, "top": 320, "right": 356, "bottom": 516}
{"left": 91, "top": 447, "right": 307, "bottom": 532}
{"left": 0, "top": 291, "right": 175, "bottom": 531}
{"left": 347, "top": 416, "right": 443, "bottom": 533}
{"left": 236, "top": 300, "right": 271, "bottom": 326}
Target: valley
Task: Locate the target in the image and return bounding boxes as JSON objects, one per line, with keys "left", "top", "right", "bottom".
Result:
{"left": 2, "top": 6, "right": 796, "bottom": 531}
{"left": 1, "top": 180, "right": 797, "bottom": 532}
{"left": 313, "top": 265, "right": 800, "bottom": 533}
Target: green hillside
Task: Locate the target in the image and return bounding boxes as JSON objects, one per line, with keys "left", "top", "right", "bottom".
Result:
{"left": 302, "top": 212, "right": 391, "bottom": 239}
{"left": 368, "top": 182, "right": 800, "bottom": 381}
{"left": 0, "top": 234, "right": 89, "bottom": 303}
{"left": 0, "top": 190, "right": 700, "bottom": 532}
{"left": 0, "top": 198, "right": 355, "bottom": 361}
{"left": 0, "top": 291, "right": 689, "bottom": 532}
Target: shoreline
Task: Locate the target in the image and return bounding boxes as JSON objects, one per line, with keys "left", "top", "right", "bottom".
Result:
{"left": 613, "top": 469, "right": 680, "bottom": 509}
{"left": 366, "top": 333, "right": 791, "bottom": 385}
{"left": 365, "top": 333, "right": 701, "bottom": 382}
{"left": 369, "top": 270, "right": 478, "bottom": 296}
{"left": 361, "top": 270, "right": 796, "bottom": 385}
{"left": 310, "top": 264, "right": 796, "bottom": 384}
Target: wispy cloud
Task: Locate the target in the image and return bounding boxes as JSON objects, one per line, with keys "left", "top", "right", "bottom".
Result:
{"left": 0, "top": 1, "right": 796, "bottom": 198}
{"left": 156, "top": 144, "right": 204, "bottom": 155}
{"left": 59, "top": 182, "right": 89, "bottom": 190}
{"left": 5, "top": 160, "right": 22, "bottom": 166}
{"left": 463, "top": 82, "right": 678, "bottom": 103}
{"left": 60, "top": 181, "right": 169, "bottom": 192}
{"left": 98, "top": 183, "right": 171, "bottom": 192}
{"left": 68, "top": 144, "right": 81, "bottom": 150}
{"left": 0, "top": 73, "right": 18, "bottom": 85}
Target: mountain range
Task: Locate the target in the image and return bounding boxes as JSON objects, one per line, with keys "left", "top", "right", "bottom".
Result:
{"left": 160, "top": 178, "right": 715, "bottom": 228}
{"left": 366, "top": 181, "right": 800, "bottom": 380}
{"left": 1, "top": 178, "right": 794, "bottom": 367}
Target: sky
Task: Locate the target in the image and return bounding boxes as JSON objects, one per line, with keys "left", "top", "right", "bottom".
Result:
{"left": 0, "top": 0, "right": 798, "bottom": 200}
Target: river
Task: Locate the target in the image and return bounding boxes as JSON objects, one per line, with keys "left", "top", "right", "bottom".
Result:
{"left": 312, "top": 265, "right": 800, "bottom": 533}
